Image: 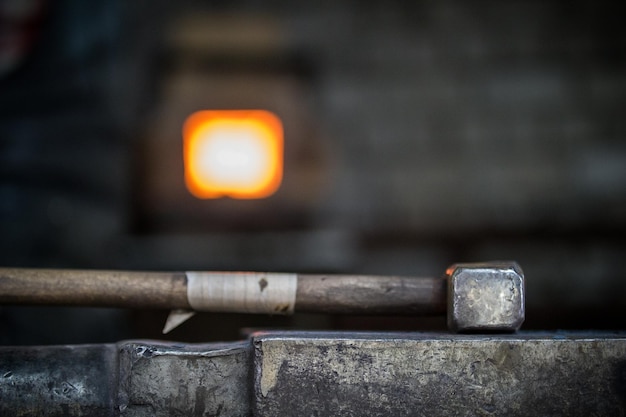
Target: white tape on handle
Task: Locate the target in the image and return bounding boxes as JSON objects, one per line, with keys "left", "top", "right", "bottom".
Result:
{"left": 186, "top": 272, "right": 298, "bottom": 315}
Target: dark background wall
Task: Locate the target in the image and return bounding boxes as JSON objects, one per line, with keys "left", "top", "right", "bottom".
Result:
{"left": 1, "top": 0, "right": 625, "bottom": 344}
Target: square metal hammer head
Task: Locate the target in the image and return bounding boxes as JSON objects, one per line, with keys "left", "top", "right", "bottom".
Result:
{"left": 447, "top": 261, "right": 525, "bottom": 333}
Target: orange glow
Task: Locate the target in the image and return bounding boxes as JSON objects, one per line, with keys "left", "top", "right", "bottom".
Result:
{"left": 183, "top": 110, "right": 283, "bottom": 199}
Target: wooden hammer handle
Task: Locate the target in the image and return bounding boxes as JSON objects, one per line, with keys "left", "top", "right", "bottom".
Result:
{"left": 0, "top": 268, "right": 446, "bottom": 315}
{"left": 0, "top": 268, "right": 190, "bottom": 309}
{"left": 297, "top": 275, "right": 446, "bottom": 315}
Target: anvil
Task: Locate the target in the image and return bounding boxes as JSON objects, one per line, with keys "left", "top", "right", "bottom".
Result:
{"left": 1, "top": 331, "right": 626, "bottom": 416}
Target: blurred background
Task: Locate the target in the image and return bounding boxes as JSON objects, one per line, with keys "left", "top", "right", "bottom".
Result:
{"left": 1, "top": 0, "right": 625, "bottom": 344}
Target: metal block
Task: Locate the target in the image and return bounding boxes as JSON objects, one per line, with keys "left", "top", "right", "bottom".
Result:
{"left": 253, "top": 332, "right": 626, "bottom": 416}
{"left": 447, "top": 262, "right": 525, "bottom": 332}
{"left": 118, "top": 341, "right": 251, "bottom": 417}
{"left": 0, "top": 344, "right": 116, "bottom": 417}
{"left": 1, "top": 332, "right": 626, "bottom": 416}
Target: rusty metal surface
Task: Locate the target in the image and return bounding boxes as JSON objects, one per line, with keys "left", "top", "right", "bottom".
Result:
{"left": 1, "top": 332, "right": 626, "bottom": 416}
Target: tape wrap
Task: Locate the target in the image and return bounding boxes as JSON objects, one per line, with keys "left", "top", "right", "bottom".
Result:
{"left": 186, "top": 272, "right": 297, "bottom": 315}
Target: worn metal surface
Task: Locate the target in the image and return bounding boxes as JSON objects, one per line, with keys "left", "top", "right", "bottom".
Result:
{"left": 1, "top": 332, "right": 625, "bottom": 416}
{"left": 253, "top": 332, "right": 626, "bottom": 416}
{"left": 447, "top": 262, "right": 525, "bottom": 332}
{"left": 118, "top": 340, "right": 250, "bottom": 417}
{"left": 0, "top": 344, "right": 117, "bottom": 417}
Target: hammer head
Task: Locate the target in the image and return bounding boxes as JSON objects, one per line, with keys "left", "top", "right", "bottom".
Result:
{"left": 447, "top": 261, "right": 525, "bottom": 333}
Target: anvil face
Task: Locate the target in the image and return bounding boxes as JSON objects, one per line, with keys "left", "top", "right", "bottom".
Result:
{"left": 1, "top": 332, "right": 625, "bottom": 416}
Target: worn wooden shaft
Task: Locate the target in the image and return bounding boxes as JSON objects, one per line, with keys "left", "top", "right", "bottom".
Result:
{"left": 0, "top": 268, "right": 190, "bottom": 309}
{"left": 297, "top": 275, "right": 446, "bottom": 315}
{"left": 0, "top": 268, "right": 446, "bottom": 315}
